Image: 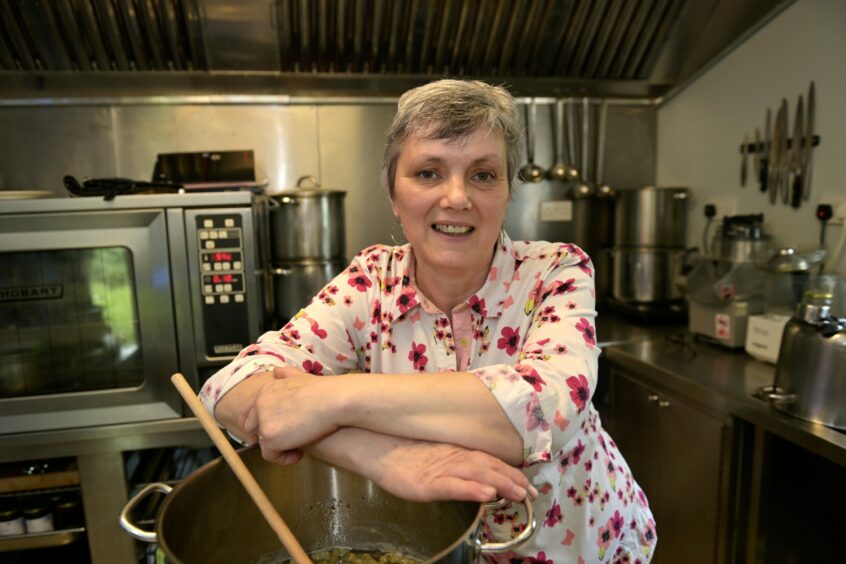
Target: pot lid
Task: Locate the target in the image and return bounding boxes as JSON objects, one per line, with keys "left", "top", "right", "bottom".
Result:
{"left": 766, "top": 246, "right": 827, "bottom": 273}
{"left": 270, "top": 175, "right": 346, "bottom": 198}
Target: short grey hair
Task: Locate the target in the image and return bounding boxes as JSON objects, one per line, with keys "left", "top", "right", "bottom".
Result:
{"left": 382, "top": 79, "right": 522, "bottom": 197}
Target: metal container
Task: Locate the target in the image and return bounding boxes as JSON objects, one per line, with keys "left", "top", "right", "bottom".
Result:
{"left": 270, "top": 177, "right": 346, "bottom": 261}
{"left": 609, "top": 247, "right": 686, "bottom": 303}
{"left": 504, "top": 181, "right": 615, "bottom": 302}
{"left": 759, "top": 303, "right": 846, "bottom": 430}
{"left": 272, "top": 260, "right": 347, "bottom": 323}
{"left": 120, "top": 448, "right": 534, "bottom": 564}
{"left": 614, "top": 187, "right": 689, "bottom": 248}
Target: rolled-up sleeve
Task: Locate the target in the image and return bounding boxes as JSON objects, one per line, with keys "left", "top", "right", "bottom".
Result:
{"left": 199, "top": 254, "right": 374, "bottom": 418}
{"left": 470, "top": 251, "right": 600, "bottom": 466}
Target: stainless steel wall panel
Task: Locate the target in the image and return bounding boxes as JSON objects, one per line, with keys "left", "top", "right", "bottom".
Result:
{"left": 0, "top": 106, "right": 115, "bottom": 193}
{"left": 316, "top": 104, "right": 397, "bottom": 258}
{"left": 109, "top": 104, "right": 320, "bottom": 191}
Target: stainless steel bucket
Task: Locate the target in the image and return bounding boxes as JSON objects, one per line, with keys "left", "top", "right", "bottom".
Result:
{"left": 120, "top": 449, "right": 535, "bottom": 564}
{"left": 272, "top": 260, "right": 347, "bottom": 323}
{"left": 614, "top": 186, "right": 689, "bottom": 248}
{"left": 609, "top": 247, "right": 686, "bottom": 303}
{"left": 270, "top": 177, "right": 346, "bottom": 261}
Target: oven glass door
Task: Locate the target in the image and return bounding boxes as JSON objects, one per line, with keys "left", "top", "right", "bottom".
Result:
{"left": 0, "top": 209, "right": 181, "bottom": 433}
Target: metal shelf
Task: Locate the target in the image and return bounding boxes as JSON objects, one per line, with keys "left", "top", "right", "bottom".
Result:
{"left": 0, "top": 527, "right": 86, "bottom": 552}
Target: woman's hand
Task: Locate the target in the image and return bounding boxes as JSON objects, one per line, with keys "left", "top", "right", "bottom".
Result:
{"left": 371, "top": 439, "right": 536, "bottom": 503}
{"left": 242, "top": 366, "right": 340, "bottom": 458}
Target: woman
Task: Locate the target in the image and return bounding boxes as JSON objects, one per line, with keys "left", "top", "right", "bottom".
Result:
{"left": 201, "top": 79, "right": 656, "bottom": 562}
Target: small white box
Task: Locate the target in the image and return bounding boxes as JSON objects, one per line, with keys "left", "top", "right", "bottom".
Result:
{"left": 745, "top": 313, "right": 791, "bottom": 363}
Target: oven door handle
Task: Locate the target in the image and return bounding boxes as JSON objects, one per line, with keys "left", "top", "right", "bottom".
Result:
{"left": 119, "top": 482, "right": 174, "bottom": 542}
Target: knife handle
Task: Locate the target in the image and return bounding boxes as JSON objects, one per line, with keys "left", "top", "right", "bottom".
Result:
{"left": 791, "top": 173, "right": 802, "bottom": 208}
{"left": 759, "top": 156, "right": 768, "bottom": 192}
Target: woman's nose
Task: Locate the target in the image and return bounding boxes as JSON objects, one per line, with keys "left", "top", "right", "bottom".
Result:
{"left": 440, "top": 177, "right": 472, "bottom": 210}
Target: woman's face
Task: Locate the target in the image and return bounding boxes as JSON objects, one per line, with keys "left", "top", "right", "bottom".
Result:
{"left": 391, "top": 127, "right": 510, "bottom": 277}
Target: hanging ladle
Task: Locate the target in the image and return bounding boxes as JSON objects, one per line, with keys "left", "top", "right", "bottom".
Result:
{"left": 572, "top": 97, "right": 595, "bottom": 199}
{"left": 519, "top": 99, "right": 545, "bottom": 182}
{"left": 547, "top": 99, "right": 578, "bottom": 182}
{"left": 595, "top": 100, "right": 614, "bottom": 198}
{"left": 171, "top": 373, "right": 313, "bottom": 564}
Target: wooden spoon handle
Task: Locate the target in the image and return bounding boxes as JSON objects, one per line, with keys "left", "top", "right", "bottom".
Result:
{"left": 171, "top": 373, "right": 312, "bottom": 564}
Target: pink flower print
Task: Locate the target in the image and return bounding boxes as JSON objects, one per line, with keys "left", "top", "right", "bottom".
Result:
{"left": 562, "top": 528, "right": 576, "bottom": 546}
{"left": 597, "top": 522, "right": 613, "bottom": 560}
{"left": 382, "top": 275, "right": 400, "bottom": 295}
{"left": 610, "top": 510, "right": 625, "bottom": 539}
{"left": 468, "top": 294, "right": 487, "bottom": 317}
{"left": 542, "top": 277, "right": 577, "bottom": 301}
{"left": 370, "top": 300, "right": 381, "bottom": 324}
{"left": 530, "top": 551, "right": 552, "bottom": 564}
{"left": 408, "top": 341, "right": 428, "bottom": 371}
{"left": 497, "top": 326, "right": 521, "bottom": 356}
{"left": 576, "top": 256, "right": 593, "bottom": 276}
{"left": 347, "top": 268, "right": 372, "bottom": 292}
{"left": 575, "top": 318, "right": 596, "bottom": 347}
{"left": 544, "top": 500, "right": 563, "bottom": 527}
{"left": 567, "top": 374, "right": 590, "bottom": 413}
{"left": 536, "top": 305, "right": 561, "bottom": 327}
{"left": 343, "top": 295, "right": 353, "bottom": 307}
{"left": 641, "top": 519, "right": 657, "bottom": 547}
{"left": 566, "top": 300, "right": 577, "bottom": 310}
{"left": 570, "top": 440, "right": 585, "bottom": 465}
{"left": 309, "top": 320, "right": 328, "bottom": 340}
{"left": 605, "top": 457, "right": 617, "bottom": 491}
{"left": 554, "top": 410, "right": 570, "bottom": 431}
{"left": 396, "top": 287, "right": 418, "bottom": 314}
{"left": 516, "top": 364, "right": 546, "bottom": 392}
{"left": 302, "top": 360, "right": 324, "bottom": 375}
{"left": 525, "top": 393, "right": 550, "bottom": 432}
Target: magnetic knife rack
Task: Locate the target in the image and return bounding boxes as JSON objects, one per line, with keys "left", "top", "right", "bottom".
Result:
{"left": 739, "top": 135, "right": 821, "bottom": 153}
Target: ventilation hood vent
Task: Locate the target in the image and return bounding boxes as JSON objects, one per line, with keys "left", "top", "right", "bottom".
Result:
{"left": 0, "top": 0, "right": 791, "bottom": 99}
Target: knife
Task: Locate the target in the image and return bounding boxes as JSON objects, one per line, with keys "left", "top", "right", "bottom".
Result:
{"left": 760, "top": 108, "right": 771, "bottom": 192}
{"left": 741, "top": 133, "right": 748, "bottom": 187}
{"left": 753, "top": 128, "right": 761, "bottom": 181}
{"left": 768, "top": 104, "right": 782, "bottom": 204}
{"left": 777, "top": 98, "right": 790, "bottom": 205}
{"left": 802, "top": 81, "right": 815, "bottom": 201}
{"left": 790, "top": 95, "right": 804, "bottom": 208}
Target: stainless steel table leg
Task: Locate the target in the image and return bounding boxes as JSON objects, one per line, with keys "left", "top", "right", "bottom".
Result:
{"left": 78, "top": 452, "right": 137, "bottom": 564}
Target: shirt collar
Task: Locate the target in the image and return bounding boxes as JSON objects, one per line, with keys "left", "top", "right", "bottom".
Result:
{"left": 384, "top": 233, "right": 516, "bottom": 321}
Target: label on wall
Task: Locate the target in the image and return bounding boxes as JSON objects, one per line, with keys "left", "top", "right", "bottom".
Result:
{"left": 539, "top": 200, "right": 573, "bottom": 222}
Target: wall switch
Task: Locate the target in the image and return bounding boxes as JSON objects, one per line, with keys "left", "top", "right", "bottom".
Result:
{"left": 706, "top": 196, "right": 737, "bottom": 218}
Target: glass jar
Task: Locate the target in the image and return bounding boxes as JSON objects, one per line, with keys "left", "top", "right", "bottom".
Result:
{"left": 22, "top": 500, "right": 54, "bottom": 534}
{"left": 0, "top": 501, "right": 25, "bottom": 536}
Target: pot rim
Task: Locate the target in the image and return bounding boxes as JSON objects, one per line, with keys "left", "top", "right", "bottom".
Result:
{"left": 154, "top": 448, "right": 490, "bottom": 564}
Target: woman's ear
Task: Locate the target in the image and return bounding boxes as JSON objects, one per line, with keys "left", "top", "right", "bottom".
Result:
{"left": 390, "top": 197, "right": 400, "bottom": 220}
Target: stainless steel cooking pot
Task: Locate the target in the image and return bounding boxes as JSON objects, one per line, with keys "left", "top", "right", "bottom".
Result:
{"left": 614, "top": 186, "right": 689, "bottom": 247}
{"left": 609, "top": 247, "right": 687, "bottom": 303}
{"left": 270, "top": 176, "right": 346, "bottom": 261}
{"left": 120, "top": 448, "right": 535, "bottom": 564}
{"left": 272, "top": 259, "right": 347, "bottom": 324}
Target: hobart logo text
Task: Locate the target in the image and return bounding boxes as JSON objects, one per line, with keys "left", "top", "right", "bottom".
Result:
{"left": 0, "top": 285, "right": 64, "bottom": 303}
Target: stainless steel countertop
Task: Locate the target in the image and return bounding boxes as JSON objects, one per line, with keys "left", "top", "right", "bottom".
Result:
{"left": 604, "top": 334, "right": 846, "bottom": 467}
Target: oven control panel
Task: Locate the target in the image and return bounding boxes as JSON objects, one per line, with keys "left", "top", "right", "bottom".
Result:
{"left": 195, "top": 214, "right": 249, "bottom": 357}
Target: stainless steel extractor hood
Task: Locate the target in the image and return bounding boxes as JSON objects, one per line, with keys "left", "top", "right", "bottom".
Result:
{"left": 0, "top": 0, "right": 792, "bottom": 99}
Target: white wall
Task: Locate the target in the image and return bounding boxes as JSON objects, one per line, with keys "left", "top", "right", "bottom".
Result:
{"left": 657, "top": 0, "right": 846, "bottom": 277}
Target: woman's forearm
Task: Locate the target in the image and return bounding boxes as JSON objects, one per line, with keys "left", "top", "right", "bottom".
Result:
{"left": 334, "top": 372, "right": 524, "bottom": 465}
{"left": 213, "top": 371, "right": 275, "bottom": 441}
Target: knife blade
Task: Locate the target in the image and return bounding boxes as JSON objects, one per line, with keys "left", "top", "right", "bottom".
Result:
{"left": 741, "top": 133, "right": 748, "bottom": 187}
{"left": 777, "top": 98, "right": 790, "bottom": 205}
{"left": 790, "top": 95, "right": 804, "bottom": 208}
{"left": 768, "top": 105, "right": 782, "bottom": 204}
{"left": 802, "top": 81, "right": 815, "bottom": 201}
{"left": 760, "top": 108, "right": 771, "bottom": 192}
{"left": 753, "top": 128, "right": 761, "bottom": 181}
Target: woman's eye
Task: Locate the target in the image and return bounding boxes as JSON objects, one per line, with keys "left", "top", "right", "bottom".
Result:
{"left": 473, "top": 170, "right": 496, "bottom": 182}
{"left": 416, "top": 169, "right": 439, "bottom": 181}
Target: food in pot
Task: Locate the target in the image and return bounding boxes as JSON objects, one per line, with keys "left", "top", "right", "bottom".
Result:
{"left": 280, "top": 547, "right": 420, "bottom": 564}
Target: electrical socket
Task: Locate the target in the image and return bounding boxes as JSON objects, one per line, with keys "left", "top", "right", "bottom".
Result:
{"left": 818, "top": 193, "right": 846, "bottom": 224}
{"left": 703, "top": 196, "right": 737, "bottom": 218}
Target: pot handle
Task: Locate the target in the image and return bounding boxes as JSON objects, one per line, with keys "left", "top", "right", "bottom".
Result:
{"left": 119, "top": 482, "right": 173, "bottom": 543}
{"left": 756, "top": 385, "right": 797, "bottom": 404}
{"left": 479, "top": 497, "right": 536, "bottom": 554}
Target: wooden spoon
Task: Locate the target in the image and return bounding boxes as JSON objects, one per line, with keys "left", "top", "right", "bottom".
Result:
{"left": 171, "top": 373, "right": 312, "bottom": 564}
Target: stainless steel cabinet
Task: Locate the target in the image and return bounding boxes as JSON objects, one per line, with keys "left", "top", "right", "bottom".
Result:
{"left": 607, "top": 368, "right": 730, "bottom": 564}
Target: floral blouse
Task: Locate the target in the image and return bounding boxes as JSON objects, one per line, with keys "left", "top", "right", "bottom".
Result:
{"left": 200, "top": 233, "right": 657, "bottom": 563}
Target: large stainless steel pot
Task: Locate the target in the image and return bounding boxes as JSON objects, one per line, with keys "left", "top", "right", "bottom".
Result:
{"left": 273, "top": 260, "right": 347, "bottom": 324}
{"left": 270, "top": 176, "right": 346, "bottom": 261}
{"left": 120, "top": 448, "right": 535, "bottom": 564}
{"left": 614, "top": 186, "right": 689, "bottom": 247}
{"left": 504, "top": 180, "right": 615, "bottom": 302}
{"left": 609, "top": 247, "right": 687, "bottom": 303}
